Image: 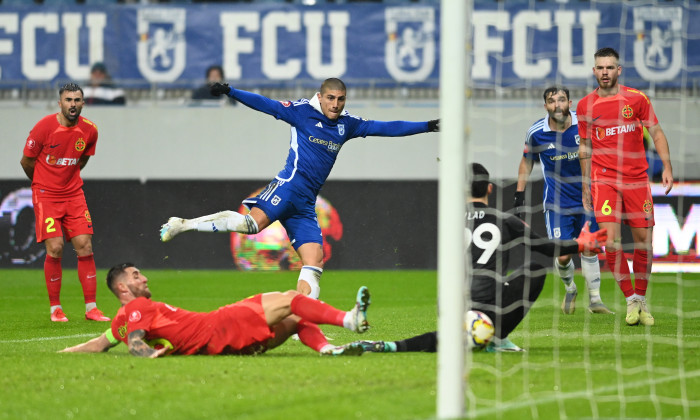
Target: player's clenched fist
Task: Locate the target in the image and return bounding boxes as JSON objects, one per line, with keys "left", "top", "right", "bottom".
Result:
{"left": 210, "top": 83, "right": 231, "bottom": 97}
{"left": 575, "top": 222, "right": 607, "bottom": 253}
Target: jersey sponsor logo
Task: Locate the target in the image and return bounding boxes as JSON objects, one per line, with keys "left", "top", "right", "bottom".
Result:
{"left": 308, "top": 135, "right": 341, "bottom": 153}
{"left": 137, "top": 8, "right": 187, "bottom": 83}
{"left": 75, "top": 138, "right": 86, "bottom": 151}
{"left": 315, "top": 122, "right": 322, "bottom": 128}
{"left": 26, "top": 139, "right": 36, "bottom": 150}
{"left": 622, "top": 105, "right": 634, "bottom": 119}
{"left": 385, "top": 7, "right": 436, "bottom": 82}
{"left": 632, "top": 6, "right": 683, "bottom": 82}
{"left": 338, "top": 124, "right": 345, "bottom": 135}
{"left": 45, "top": 155, "right": 78, "bottom": 166}
{"left": 595, "top": 123, "right": 637, "bottom": 140}
{"left": 280, "top": 101, "right": 292, "bottom": 107}
{"left": 129, "top": 310, "right": 142, "bottom": 323}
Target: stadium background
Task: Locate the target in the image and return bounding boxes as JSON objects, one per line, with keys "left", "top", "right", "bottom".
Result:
{"left": 0, "top": 0, "right": 698, "bottom": 271}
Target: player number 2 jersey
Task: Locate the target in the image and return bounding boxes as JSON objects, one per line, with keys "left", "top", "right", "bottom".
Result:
{"left": 23, "top": 114, "right": 98, "bottom": 200}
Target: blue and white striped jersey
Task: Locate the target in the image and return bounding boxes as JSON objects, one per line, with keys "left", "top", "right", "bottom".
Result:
{"left": 229, "top": 88, "right": 430, "bottom": 200}
{"left": 523, "top": 112, "right": 584, "bottom": 212}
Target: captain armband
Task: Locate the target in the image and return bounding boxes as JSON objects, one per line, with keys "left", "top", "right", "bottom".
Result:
{"left": 105, "top": 328, "right": 120, "bottom": 345}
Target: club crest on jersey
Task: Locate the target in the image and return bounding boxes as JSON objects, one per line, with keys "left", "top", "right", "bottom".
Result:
{"left": 118, "top": 323, "right": 127, "bottom": 339}
{"left": 271, "top": 195, "right": 281, "bottom": 206}
{"left": 553, "top": 227, "right": 561, "bottom": 238}
{"left": 622, "top": 105, "right": 634, "bottom": 119}
{"left": 632, "top": 6, "right": 683, "bottom": 82}
{"left": 385, "top": 7, "right": 436, "bottom": 82}
{"left": 26, "top": 139, "right": 36, "bottom": 150}
{"left": 643, "top": 200, "right": 653, "bottom": 214}
{"left": 338, "top": 124, "right": 345, "bottom": 135}
{"left": 137, "top": 8, "right": 186, "bottom": 83}
{"left": 85, "top": 210, "right": 92, "bottom": 223}
{"left": 75, "top": 138, "right": 86, "bottom": 151}
{"left": 575, "top": 135, "right": 580, "bottom": 145}
{"left": 129, "top": 310, "right": 142, "bottom": 323}
{"left": 280, "top": 101, "right": 292, "bottom": 107}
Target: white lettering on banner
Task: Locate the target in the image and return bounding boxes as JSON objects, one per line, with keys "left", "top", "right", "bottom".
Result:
{"left": 221, "top": 11, "right": 350, "bottom": 80}
{"left": 472, "top": 10, "right": 600, "bottom": 80}
{"left": 556, "top": 11, "right": 600, "bottom": 79}
{"left": 22, "top": 13, "right": 59, "bottom": 80}
{"left": 472, "top": 11, "right": 509, "bottom": 80}
{"left": 633, "top": 7, "right": 683, "bottom": 82}
{"left": 137, "top": 8, "right": 186, "bottom": 83}
{"left": 220, "top": 12, "right": 259, "bottom": 80}
{"left": 262, "top": 12, "right": 302, "bottom": 79}
{"left": 0, "top": 14, "right": 19, "bottom": 80}
{"left": 513, "top": 11, "right": 552, "bottom": 78}
{"left": 63, "top": 13, "right": 106, "bottom": 80}
{"left": 304, "top": 12, "right": 348, "bottom": 79}
{"left": 384, "top": 7, "right": 435, "bottom": 82}
{"left": 653, "top": 204, "right": 700, "bottom": 257}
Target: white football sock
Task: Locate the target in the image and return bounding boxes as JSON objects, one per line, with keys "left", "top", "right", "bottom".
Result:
{"left": 297, "top": 266, "right": 322, "bottom": 299}
{"left": 194, "top": 211, "right": 259, "bottom": 234}
{"left": 581, "top": 254, "right": 602, "bottom": 303}
{"left": 555, "top": 259, "right": 576, "bottom": 292}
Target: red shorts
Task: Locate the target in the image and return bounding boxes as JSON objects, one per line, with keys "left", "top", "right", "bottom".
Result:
{"left": 204, "top": 294, "right": 275, "bottom": 355}
{"left": 33, "top": 195, "right": 93, "bottom": 242}
{"left": 591, "top": 180, "right": 655, "bottom": 227}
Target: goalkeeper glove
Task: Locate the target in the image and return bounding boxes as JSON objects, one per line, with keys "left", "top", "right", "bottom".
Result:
{"left": 513, "top": 191, "right": 525, "bottom": 220}
{"left": 575, "top": 222, "right": 607, "bottom": 253}
{"left": 210, "top": 83, "right": 231, "bottom": 97}
{"left": 428, "top": 119, "right": 440, "bottom": 132}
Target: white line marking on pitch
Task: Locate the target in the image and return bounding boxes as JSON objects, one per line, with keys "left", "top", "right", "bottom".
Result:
{"left": 0, "top": 333, "right": 97, "bottom": 344}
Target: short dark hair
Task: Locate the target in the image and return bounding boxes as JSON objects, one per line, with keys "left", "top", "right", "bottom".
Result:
{"left": 59, "top": 83, "right": 83, "bottom": 97}
{"left": 594, "top": 47, "right": 620, "bottom": 61}
{"left": 206, "top": 65, "right": 224, "bottom": 79}
{"left": 543, "top": 85, "right": 569, "bottom": 102}
{"left": 106, "top": 262, "right": 134, "bottom": 295}
{"left": 320, "top": 78, "right": 346, "bottom": 94}
{"left": 471, "top": 163, "right": 490, "bottom": 198}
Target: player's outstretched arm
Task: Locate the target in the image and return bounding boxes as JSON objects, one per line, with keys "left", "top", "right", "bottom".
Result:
{"left": 127, "top": 330, "right": 167, "bottom": 358}
{"left": 59, "top": 332, "right": 113, "bottom": 353}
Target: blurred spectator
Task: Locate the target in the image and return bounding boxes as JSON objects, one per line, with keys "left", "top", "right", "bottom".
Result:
{"left": 191, "top": 65, "right": 237, "bottom": 105}
{"left": 83, "top": 62, "right": 126, "bottom": 106}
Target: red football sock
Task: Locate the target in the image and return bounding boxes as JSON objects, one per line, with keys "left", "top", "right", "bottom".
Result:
{"left": 78, "top": 254, "right": 97, "bottom": 304}
{"left": 290, "top": 294, "right": 345, "bottom": 327}
{"left": 633, "top": 249, "right": 651, "bottom": 296}
{"left": 606, "top": 248, "right": 634, "bottom": 298}
{"left": 296, "top": 318, "right": 329, "bottom": 352}
{"left": 44, "top": 255, "right": 62, "bottom": 306}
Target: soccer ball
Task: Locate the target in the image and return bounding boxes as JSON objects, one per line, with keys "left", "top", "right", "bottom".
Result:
{"left": 464, "top": 310, "right": 495, "bottom": 350}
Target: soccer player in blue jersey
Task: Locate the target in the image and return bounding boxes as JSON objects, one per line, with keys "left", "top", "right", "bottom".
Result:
{"left": 159, "top": 78, "right": 439, "bottom": 298}
{"left": 514, "top": 86, "right": 612, "bottom": 315}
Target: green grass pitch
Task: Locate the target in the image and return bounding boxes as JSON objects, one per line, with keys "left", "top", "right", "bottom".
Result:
{"left": 0, "top": 269, "right": 698, "bottom": 420}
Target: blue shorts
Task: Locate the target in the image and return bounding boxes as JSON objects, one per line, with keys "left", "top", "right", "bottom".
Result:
{"left": 544, "top": 209, "right": 599, "bottom": 240}
{"left": 242, "top": 179, "right": 322, "bottom": 249}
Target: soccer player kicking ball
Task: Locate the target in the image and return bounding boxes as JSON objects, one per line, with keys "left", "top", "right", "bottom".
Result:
{"left": 20, "top": 83, "right": 110, "bottom": 323}
{"left": 577, "top": 47, "right": 674, "bottom": 326}
{"left": 60, "top": 263, "right": 371, "bottom": 357}
{"left": 159, "top": 78, "right": 438, "bottom": 299}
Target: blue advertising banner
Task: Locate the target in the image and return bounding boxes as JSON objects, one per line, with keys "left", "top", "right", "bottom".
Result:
{"left": 0, "top": 2, "right": 696, "bottom": 87}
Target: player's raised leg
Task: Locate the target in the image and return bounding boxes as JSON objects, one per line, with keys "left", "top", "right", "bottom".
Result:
{"left": 160, "top": 210, "right": 260, "bottom": 242}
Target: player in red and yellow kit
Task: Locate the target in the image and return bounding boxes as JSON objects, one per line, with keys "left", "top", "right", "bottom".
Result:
{"left": 59, "top": 263, "right": 371, "bottom": 357}
{"left": 577, "top": 48, "right": 674, "bottom": 326}
{"left": 20, "top": 83, "right": 110, "bottom": 323}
